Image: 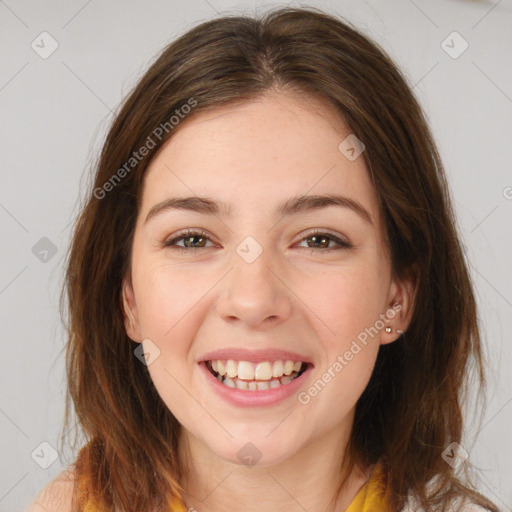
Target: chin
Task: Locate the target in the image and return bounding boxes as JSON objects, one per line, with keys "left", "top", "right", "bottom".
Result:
{"left": 209, "top": 435, "right": 299, "bottom": 469}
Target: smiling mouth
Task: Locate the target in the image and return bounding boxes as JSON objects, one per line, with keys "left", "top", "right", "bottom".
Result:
{"left": 205, "top": 360, "right": 309, "bottom": 391}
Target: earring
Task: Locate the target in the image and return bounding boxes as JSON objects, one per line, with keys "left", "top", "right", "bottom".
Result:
{"left": 385, "top": 327, "right": 404, "bottom": 334}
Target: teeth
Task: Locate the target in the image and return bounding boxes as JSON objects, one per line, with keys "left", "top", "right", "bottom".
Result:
{"left": 236, "top": 379, "right": 248, "bottom": 390}
{"left": 216, "top": 372, "right": 300, "bottom": 390}
{"left": 272, "top": 360, "right": 283, "bottom": 377}
{"left": 283, "top": 360, "right": 294, "bottom": 375}
{"left": 223, "top": 376, "right": 236, "bottom": 388}
{"left": 255, "top": 362, "right": 273, "bottom": 380}
{"left": 238, "top": 361, "right": 255, "bottom": 380}
{"left": 226, "top": 359, "right": 237, "bottom": 378}
{"left": 208, "top": 359, "right": 305, "bottom": 380}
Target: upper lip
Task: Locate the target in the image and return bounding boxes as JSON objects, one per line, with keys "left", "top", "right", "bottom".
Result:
{"left": 198, "top": 348, "right": 314, "bottom": 365}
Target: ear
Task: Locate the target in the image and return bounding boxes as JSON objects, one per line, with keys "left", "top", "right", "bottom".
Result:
{"left": 381, "top": 264, "right": 418, "bottom": 345}
{"left": 121, "top": 275, "right": 143, "bottom": 343}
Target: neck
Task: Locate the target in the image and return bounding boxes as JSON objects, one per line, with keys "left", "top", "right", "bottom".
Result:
{"left": 176, "top": 421, "right": 372, "bottom": 512}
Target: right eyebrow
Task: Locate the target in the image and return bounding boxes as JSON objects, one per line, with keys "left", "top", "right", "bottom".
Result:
{"left": 144, "top": 193, "right": 374, "bottom": 226}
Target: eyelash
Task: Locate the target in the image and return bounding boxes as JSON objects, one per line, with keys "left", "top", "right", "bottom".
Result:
{"left": 161, "top": 229, "right": 352, "bottom": 254}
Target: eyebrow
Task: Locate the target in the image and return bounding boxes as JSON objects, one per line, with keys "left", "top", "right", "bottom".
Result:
{"left": 144, "top": 194, "right": 374, "bottom": 226}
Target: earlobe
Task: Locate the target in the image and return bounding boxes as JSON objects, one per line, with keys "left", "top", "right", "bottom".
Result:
{"left": 121, "top": 277, "right": 143, "bottom": 343}
{"left": 381, "top": 266, "right": 418, "bottom": 345}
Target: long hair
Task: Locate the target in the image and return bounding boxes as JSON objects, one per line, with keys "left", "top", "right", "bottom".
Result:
{"left": 60, "top": 6, "right": 498, "bottom": 511}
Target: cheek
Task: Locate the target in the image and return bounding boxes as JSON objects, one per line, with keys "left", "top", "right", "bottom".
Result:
{"left": 301, "top": 269, "right": 383, "bottom": 415}
{"left": 299, "top": 262, "right": 386, "bottom": 345}
{"left": 134, "top": 263, "right": 202, "bottom": 415}
{"left": 144, "top": 354, "right": 194, "bottom": 426}
{"left": 319, "top": 351, "right": 376, "bottom": 415}
{"left": 322, "top": 266, "right": 387, "bottom": 406}
{"left": 134, "top": 262, "right": 204, "bottom": 338}
{"left": 132, "top": 262, "right": 211, "bottom": 398}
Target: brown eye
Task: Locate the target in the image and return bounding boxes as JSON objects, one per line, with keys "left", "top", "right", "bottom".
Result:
{"left": 161, "top": 229, "right": 352, "bottom": 253}
{"left": 298, "top": 230, "right": 352, "bottom": 252}
{"left": 163, "top": 230, "right": 212, "bottom": 250}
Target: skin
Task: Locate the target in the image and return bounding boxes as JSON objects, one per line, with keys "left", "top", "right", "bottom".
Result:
{"left": 122, "top": 90, "right": 415, "bottom": 512}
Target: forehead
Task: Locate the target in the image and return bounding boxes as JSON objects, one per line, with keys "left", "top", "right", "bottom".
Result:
{"left": 139, "top": 91, "right": 382, "bottom": 231}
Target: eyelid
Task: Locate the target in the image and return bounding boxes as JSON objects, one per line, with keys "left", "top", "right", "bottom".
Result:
{"left": 163, "top": 228, "right": 215, "bottom": 248}
{"left": 295, "top": 229, "right": 352, "bottom": 252}
{"left": 162, "top": 227, "right": 352, "bottom": 252}
{"left": 297, "top": 228, "right": 351, "bottom": 246}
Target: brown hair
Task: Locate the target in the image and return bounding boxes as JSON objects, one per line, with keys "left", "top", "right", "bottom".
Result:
{"left": 60, "top": 6, "right": 498, "bottom": 511}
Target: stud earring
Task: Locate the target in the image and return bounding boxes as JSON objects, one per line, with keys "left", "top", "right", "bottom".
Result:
{"left": 385, "top": 326, "right": 404, "bottom": 334}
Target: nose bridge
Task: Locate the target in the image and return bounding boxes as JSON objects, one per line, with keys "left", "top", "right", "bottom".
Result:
{"left": 233, "top": 240, "right": 274, "bottom": 290}
{"left": 216, "top": 238, "right": 292, "bottom": 326}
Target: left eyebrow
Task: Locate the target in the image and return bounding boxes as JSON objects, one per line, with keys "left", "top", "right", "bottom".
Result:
{"left": 144, "top": 194, "right": 374, "bottom": 226}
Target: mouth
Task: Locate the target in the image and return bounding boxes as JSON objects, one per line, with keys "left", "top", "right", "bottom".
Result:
{"left": 204, "top": 359, "right": 310, "bottom": 391}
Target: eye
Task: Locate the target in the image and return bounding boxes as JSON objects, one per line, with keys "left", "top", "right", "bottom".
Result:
{"left": 161, "top": 228, "right": 352, "bottom": 253}
{"left": 162, "top": 229, "right": 213, "bottom": 251}
{"left": 297, "top": 229, "right": 352, "bottom": 253}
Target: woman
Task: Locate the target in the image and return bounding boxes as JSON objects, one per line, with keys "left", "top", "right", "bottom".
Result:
{"left": 26, "top": 6, "right": 498, "bottom": 512}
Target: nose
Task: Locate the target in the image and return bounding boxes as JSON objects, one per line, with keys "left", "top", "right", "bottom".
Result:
{"left": 215, "top": 246, "right": 293, "bottom": 329}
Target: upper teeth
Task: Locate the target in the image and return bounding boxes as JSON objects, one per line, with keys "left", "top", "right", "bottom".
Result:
{"left": 210, "top": 360, "right": 304, "bottom": 380}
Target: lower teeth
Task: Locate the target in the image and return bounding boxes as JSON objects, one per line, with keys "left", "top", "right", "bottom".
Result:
{"left": 216, "top": 371, "right": 301, "bottom": 390}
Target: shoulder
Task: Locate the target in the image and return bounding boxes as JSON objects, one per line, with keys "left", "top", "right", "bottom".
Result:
{"left": 24, "top": 468, "right": 76, "bottom": 512}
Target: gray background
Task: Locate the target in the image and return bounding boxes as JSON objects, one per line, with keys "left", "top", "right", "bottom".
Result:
{"left": 1, "top": 0, "right": 511, "bottom": 510}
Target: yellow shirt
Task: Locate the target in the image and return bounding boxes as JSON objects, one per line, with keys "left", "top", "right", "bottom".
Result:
{"left": 84, "top": 463, "right": 390, "bottom": 512}
{"left": 346, "top": 463, "right": 390, "bottom": 512}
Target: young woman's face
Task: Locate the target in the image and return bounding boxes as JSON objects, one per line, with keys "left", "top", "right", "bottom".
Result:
{"left": 123, "top": 91, "right": 411, "bottom": 468}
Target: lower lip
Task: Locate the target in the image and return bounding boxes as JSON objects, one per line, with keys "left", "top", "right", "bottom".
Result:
{"left": 198, "top": 361, "right": 313, "bottom": 408}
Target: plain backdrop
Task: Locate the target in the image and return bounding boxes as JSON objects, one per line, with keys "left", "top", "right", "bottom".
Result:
{"left": 0, "top": 0, "right": 511, "bottom": 510}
